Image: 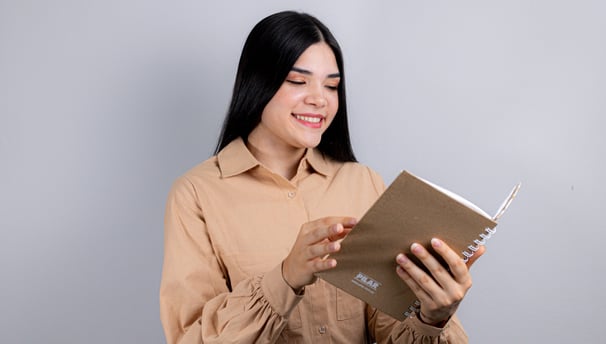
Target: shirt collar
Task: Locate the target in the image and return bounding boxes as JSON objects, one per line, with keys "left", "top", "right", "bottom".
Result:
{"left": 303, "top": 145, "right": 332, "bottom": 177}
{"left": 217, "top": 137, "right": 260, "bottom": 178}
{"left": 217, "top": 137, "right": 333, "bottom": 178}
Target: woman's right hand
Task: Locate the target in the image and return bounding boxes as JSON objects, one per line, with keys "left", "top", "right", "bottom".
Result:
{"left": 282, "top": 216, "right": 357, "bottom": 292}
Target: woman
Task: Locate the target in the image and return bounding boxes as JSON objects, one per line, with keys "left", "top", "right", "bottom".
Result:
{"left": 160, "top": 11, "right": 483, "bottom": 343}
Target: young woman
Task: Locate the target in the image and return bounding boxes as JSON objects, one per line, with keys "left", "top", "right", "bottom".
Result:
{"left": 160, "top": 11, "right": 483, "bottom": 343}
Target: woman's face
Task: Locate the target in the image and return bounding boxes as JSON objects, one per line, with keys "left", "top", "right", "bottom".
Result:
{"left": 250, "top": 42, "right": 340, "bottom": 152}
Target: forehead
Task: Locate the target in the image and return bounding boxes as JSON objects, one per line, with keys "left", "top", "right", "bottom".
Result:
{"left": 291, "top": 42, "right": 339, "bottom": 74}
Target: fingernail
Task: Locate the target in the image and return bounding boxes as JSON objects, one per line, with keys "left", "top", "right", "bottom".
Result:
{"left": 347, "top": 218, "right": 358, "bottom": 226}
{"left": 334, "top": 224, "right": 343, "bottom": 233}
{"left": 331, "top": 242, "right": 340, "bottom": 251}
{"left": 431, "top": 238, "right": 442, "bottom": 248}
{"left": 411, "top": 243, "right": 422, "bottom": 253}
{"left": 396, "top": 253, "right": 408, "bottom": 264}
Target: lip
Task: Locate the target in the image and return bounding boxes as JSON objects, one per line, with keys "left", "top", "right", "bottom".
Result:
{"left": 292, "top": 113, "right": 325, "bottom": 129}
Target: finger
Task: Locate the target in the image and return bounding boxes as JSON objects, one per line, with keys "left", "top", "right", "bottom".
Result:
{"left": 307, "top": 239, "right": 341, "bottom": 260}
{"left": 310, "top": 255, "right": 338, "bottom": 272}
{"left": 327, "top": 223, "right": 354, "bottom": 242}
{"left": 411, "top": 243, "right": 452, "bottom": 290}
{"left": 314, "top": 216, "right": 357, "bottom": 229}
{"left": 396, "top": 246, "right": 444, "bottom": 298}
{"left": 320, "top": 225, "right": 351, "bottom": 260}
{"left": 395, "top": 260, "right": 432, "bottom": 303}
{"left": 305, "top": 217, "right": 357, "bottom": 245}
{"left": 307, "top": 223, "right": 343, "bottom": 246}
{"left": 429, "top": 238, "right": 470, "bottom": 285}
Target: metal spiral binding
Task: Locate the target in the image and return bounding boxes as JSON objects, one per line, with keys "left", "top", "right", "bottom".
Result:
{"left": 403, "top": 300, "right": 421, "bottom": 318}
{"left": 462, "top": 227, "right": 497, "bottom": 263}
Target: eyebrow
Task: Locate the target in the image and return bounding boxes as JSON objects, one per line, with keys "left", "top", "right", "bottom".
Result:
{"left": 291, "top": 67, "right": 341, "bottom": 79}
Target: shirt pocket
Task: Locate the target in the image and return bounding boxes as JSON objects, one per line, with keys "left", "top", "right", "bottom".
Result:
{"left": 336, "top": 288, "right": 365, "bottom": 321}
{"left": 286, "top": 304, "right": 303, "bottom": 330}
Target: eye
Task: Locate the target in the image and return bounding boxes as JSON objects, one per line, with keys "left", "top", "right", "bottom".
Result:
{"left": 325, "top": 85, "right": 339, "bottom": 91}
{"left": 286, "top": 79, "right": 305, "bottom": 85}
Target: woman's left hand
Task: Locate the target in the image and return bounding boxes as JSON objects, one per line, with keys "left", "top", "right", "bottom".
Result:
{"left": 395, "top": 237, "right": 485, "bottom": 326}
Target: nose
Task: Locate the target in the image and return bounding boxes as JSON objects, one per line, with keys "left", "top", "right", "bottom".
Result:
{"left": 304, "top": 85, "right": 328, "bottom": 107}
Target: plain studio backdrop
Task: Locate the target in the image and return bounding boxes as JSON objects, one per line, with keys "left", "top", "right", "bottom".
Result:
{"left": 1, "top": 1, "right": 604, "bottom": 343}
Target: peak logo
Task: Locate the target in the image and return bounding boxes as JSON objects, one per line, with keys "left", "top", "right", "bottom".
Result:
{"left": 351, "top": 272, "right": 382, "bottom": 294}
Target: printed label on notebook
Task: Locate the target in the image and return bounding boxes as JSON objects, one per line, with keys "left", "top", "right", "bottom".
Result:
{"left": 351, "top": 272, "right": 382, "bottom": 294}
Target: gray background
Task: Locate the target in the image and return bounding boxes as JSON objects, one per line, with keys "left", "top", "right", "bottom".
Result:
{"left": 1, "top": 0, "right": 604, "bottom": 343}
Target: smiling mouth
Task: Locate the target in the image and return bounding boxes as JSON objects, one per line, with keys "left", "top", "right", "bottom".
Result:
{"left": 293, "top": 114, "right": 323, "bottom": 124}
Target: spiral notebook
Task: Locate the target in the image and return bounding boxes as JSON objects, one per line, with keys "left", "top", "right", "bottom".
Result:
{"left": 316, "top": 170, "right": 520, "bottom": 321}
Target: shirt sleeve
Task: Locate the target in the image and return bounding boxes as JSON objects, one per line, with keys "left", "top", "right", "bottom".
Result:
{"left": 159, "top": 176, "right": 303, "bottom": 344}
{"left": 367, "top": 307, "right": 468, "bottom": 343}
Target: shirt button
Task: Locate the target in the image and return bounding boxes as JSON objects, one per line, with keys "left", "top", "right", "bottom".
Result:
{"left": 318, "top": 326, "right": 326, "bottom": 334}
{"left": 287, "top": 191, "right": 296, "bottom": 199}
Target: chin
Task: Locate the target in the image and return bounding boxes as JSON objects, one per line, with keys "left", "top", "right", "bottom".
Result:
{"left": 300, "top": 138, "right": 322, "bottom": 149}
{"left": 293, "top": 132, "right": 325, "bottom": 149}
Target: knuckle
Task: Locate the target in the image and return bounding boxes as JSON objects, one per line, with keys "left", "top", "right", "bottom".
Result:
{"left": 452, "top": 290, "right": 465, "bottom": 302}
{"left": 319, "top": 217, "right": 333, "bottom": 226}
{"left": 432, "top": 264, "right": 447, "bottom": 276}
{"left": 305, "top": 245, "right": 316, "bottom": 257}
{"left": 435, "top": 296, "right": 450, "bottom": 307}
{"left": 300, "top": 225, "right": 312, "bottom": 236}
{"left": 418, "top": 274, "right": 431, "bottom": 286}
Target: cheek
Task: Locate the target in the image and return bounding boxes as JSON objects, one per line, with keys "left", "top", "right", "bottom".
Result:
{"left": 275, "top": 87, "right": 306, "bottom": 105}
{"left": 259, "top": 98, "right": 289, "bottom": 130}
{"left": 264, "top": 88, "right": 297, "bottom": 114}
{"left": 327, "top": 94, "right": 339, "bottom": 119}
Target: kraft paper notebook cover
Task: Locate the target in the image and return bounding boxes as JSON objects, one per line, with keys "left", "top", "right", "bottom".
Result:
{"left": 316, "top": 170, "right": 520, "bottom": 321}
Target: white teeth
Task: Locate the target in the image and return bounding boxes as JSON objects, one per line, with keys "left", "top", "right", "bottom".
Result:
{"left": 295, "top": 115, "right": 322, "bottom": 123}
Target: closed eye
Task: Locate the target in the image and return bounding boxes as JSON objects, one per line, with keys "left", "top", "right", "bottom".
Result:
{"left": 286, "top": 80, "right": 305, "bottom": 85}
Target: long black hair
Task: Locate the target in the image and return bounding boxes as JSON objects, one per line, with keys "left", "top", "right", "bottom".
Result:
{"left": 214, "top": 11, "right": 357, "bottom": 162}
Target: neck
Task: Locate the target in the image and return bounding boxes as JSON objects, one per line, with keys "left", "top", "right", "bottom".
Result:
{"left": 246, "top": 138, "right": 306, "bottom": 181}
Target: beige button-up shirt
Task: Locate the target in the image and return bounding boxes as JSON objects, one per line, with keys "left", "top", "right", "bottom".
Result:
{"left": 160, "top": 138, "right": 468, "bottom": 343}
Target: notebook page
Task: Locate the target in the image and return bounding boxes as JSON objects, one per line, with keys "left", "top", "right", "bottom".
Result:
{"left": 492, "top": 183, "right": 521, "bottom": 221}
{"left": 416, "top": 176, "right": 492, "bottom": 219}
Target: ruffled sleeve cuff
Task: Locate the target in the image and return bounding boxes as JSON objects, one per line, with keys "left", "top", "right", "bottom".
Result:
{"left": 407, "top": 314, "right": 450, "bottom": 337}
{"left": 401, "top": 313, "right": 468, "bottom": 342}
{"left": 260, "top": 263, "right": 304, "bottom": 318}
